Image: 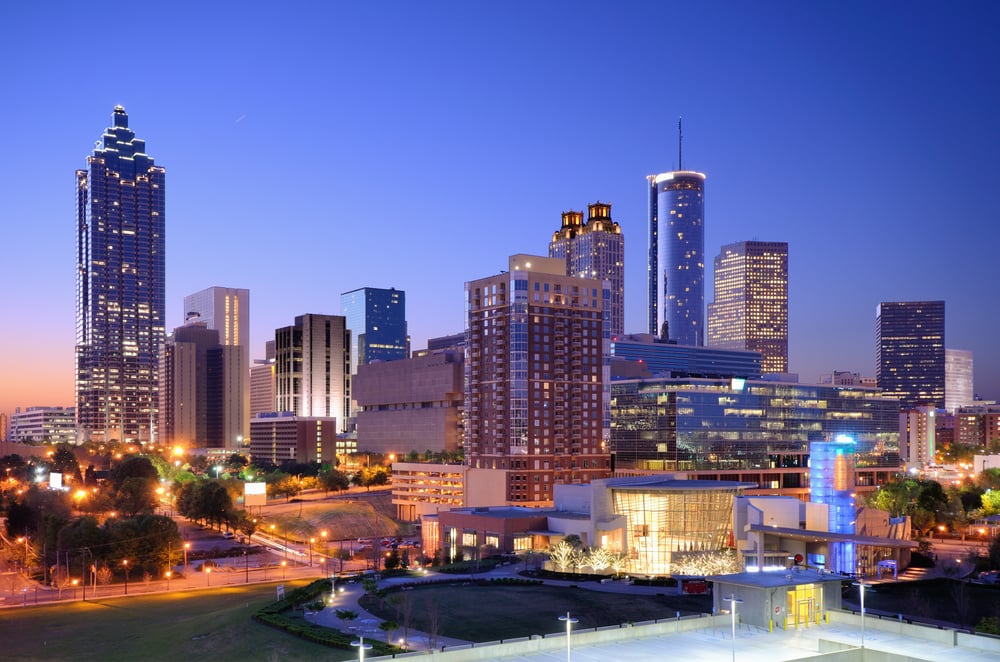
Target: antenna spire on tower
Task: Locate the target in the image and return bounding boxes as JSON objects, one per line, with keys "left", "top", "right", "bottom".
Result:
{"left": 678, "top": 117, "right": 683, "bottom": 171}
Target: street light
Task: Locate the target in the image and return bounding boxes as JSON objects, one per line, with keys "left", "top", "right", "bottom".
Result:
{"left": 184, "top": 542, "right": 190, "bottom": 571}
{"left": 853, "top": 579, "right": 869, "bottom": 648}
{"left": 122, "top": 560, "right": 130, "bottom": 595}
{"left": 281, "top": 560, "right": 287, "bottom": 579}
{"left": 558, "top": 611, "right": 578, "bottom": 662}
{"left": 351, "top": 634, "right": 373, "bottom": 662}
{"left": 165, "top": 570, "right": 172, "bottom": 590}
{"left": 206, "top": 566, "right": 212, "bottom": 587}
{"left": 310, "top": 537, "right": 316, "bottom": 567}
{"left": 726, "top": 595, "right": 743, "bottom": 662}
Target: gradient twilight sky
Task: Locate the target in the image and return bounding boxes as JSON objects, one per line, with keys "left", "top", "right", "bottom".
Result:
{"left": 2, "top": 1, "right": 999, "bottom": 419}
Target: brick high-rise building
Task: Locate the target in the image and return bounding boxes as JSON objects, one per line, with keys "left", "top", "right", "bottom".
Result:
{"left": 464, "top": 254, "right": 611, "bottom": 504}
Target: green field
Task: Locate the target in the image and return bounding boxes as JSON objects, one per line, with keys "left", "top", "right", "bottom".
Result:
{"left": 0, "top": 582, "right": 356, "bottom": 662}
{"left": 360, "top": 583, "right": 713, "bottom": 642}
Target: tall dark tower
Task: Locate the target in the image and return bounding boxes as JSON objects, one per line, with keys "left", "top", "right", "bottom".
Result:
{"left": 76, "top": 106, "right": 166, "bottom": 443}
{"left": 876, "top": 301, "right": 945, "bottom": 409}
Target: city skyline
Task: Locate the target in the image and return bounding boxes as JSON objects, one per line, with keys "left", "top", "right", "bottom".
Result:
{"left": 2, "top": 2, "right": 1000, "bottom": 418}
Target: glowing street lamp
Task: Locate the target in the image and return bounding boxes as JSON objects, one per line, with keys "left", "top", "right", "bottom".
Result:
{"left": 281, "top": 560, "right": 287, "bottom": 579}
{"left": 558, "top": 611, "right": 578, "bottom": 662}
{"left": 184, "top": 542, "right": 191, "bottom": 571}
{"left": 122, "top": 560, "right": 130, "bottom": 595}
{"left": 351, "top": 634, "right": 373, "bottom": 662}
{"left": 206, "top": 566, "right": 212, "bottom": 587}
{"left": 853, "top": 579, "right": 869, "bottom": 648}
{"left": 310, "top": 537, "right": 316, "bottom": 567}
{"left": 165, "top": 570, "right": 172, "bottom": 590}
{"left": 726, "top": 595, "right": 743, "bottom": 662}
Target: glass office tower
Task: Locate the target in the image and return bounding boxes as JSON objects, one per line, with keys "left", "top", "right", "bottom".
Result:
{"left": 75, "top": 106, "right": 165, "bottom": 444}
{"left": 647, "top": 171, "right": 706, "bottom": 345}
{"left": 875, "top": 301, "right": 945, "bottom": 409}
{"left": 707, "top": 241, "right": 789, "bottom": 374}
{"left": 341, "top": 287, "right": 407, "bottom": 375}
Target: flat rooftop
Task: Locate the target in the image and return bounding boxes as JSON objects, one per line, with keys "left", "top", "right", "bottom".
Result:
{"left": 386, "top": 615, "right": 999, "bottom": 661}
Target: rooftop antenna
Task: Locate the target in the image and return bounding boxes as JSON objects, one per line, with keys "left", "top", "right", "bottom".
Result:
{"left": 677, "top": 117, "right": 683, "bottom": 171}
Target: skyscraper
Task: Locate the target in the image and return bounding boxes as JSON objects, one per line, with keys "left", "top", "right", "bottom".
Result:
{"left": 875, "top": 301, "right": 945, "bottom": 409}
{"left": 75, "top": 106, "right": 165, "bottom": 444}
{"left": 707, "top": 241, "right": 789, "bottom": 374}
{"left": 945, "top": 348, "right": 974, "bottom": 413}
{"left": 341, "top": 287, "right": 407, "bottom": 376}
{"left": 274, "top": 314, "right": 350, "bottom": 431}
{"left": 184, "top": 286, "right": 250, "bottom": 440}
{"left": 647, "top": 170, "right": 706, "bottom": 344}
{"left": 464, "top": 255, "right": 611, "bottom": 503}
{"left": 158, "top": 321, "right": 244, "bottom": 452}
{"left": 548, "top": 202, "right": 625, "bottom": 337}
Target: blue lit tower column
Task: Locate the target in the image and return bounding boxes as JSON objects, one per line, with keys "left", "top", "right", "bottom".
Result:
{"left": 809, "top": 437, "right": 857, "bottom": 574}
{"left": 648, "top": 171, "right": 706, "bottom": 345}
{"left": 76, "top": 106, "right": 165, "bottom": 444}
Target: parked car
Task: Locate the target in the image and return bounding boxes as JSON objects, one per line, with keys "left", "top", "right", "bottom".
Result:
{"left": 222, "top": 531, "right": 235, "bottom": 540}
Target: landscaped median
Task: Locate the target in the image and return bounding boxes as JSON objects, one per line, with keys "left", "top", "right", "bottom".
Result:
{"left": 252, "top": 578, "right": 402, "bottom": 656}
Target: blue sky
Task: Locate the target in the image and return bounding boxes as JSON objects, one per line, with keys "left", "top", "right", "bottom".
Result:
{"left": 2, "top": 1, "right": 999, "bottom": 416}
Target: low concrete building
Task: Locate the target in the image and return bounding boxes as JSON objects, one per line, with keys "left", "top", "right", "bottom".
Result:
{"left": 354, "top": 350, "right": 463, "bottom": 455}
{"left": 710, "top": 568, "right": 844, "bottom": 631}
{"left": 248, "top": 412, "right": 337, "bottom": 465}
{"left": 391, "top": 462, "right": 507, "bottom": 521}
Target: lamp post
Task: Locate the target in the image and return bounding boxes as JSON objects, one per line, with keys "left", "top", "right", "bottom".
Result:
{"left": 310, "top": 537, "right": 316, "bottom": 567}
{"left": 165, "top": 570, "right": 172, "bottom": 590}
{"left": 206, "top": 566, "right": 212, "bottom": 587}
{"left": 853, "top": 579, "right": 869, "bottom": 648}
{"left": 122, "top": 560, "right": 130, "bottom": 595}
{"left": 281, "top": 560, "right": 287, "bottom": 580}
{"left": 558, "top": 611, "right": 578, "bottom": 662}
{"left": 351, "top": 634, "right": 373, "bottom": 662}
{"left": 184, "top": 542, "right": 190, "bottom": 572}
{"left": 726, "top": 595, "right": 743, "bottom": 662}
{"left": 244, "top": 550, "right": 249, "bottom": 583}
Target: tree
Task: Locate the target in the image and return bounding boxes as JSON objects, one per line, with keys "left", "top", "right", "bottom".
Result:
{"left": 981, "top": 489, "right": 1000, "bottom": 517}
{"left": 271, "top": 475, "right": 302, "bottom": 502}
{"left": 548, "top": 540, "right": 582, "bottom": 572}
{"left": 319, "top": 469, "right": 350, "bottom": 494}
{"left": 110, "top": 456, "right": 158, "bottom": 491}
{"left": 115, "top": 476, "right": 156, "bottom": 517}
{"left": 50, "top": 444, "right": 82, "bottom": 482}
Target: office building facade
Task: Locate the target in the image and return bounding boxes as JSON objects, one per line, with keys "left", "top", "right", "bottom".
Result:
{"left": 249, "top": 413, "right": 337, "bottom": 465}
{"left": 610, "top": 334, "right": 761, "bottom": 379}
{"left": 8, "top": 407, "right": 77, "bottom": 445}
{"left": 707, "top": 241, "right": 789, "bottom": 374}
{"left": 159, "top": 322, "right": 244, "bottom": 452}
{"left": 183, "top": 287, "right": 250, "bottom": 439}
{"left": 548, "top": 202, "right": 625, "bottom": 337}
{"left": 609, "top": 377, "right": 901, "bottom": 495}
{"left": 647, "top": 170, "right": 706, "bottom": 344}
{"left": 341, "top": 287, "right": 407, "bottom": 376}
{"left": 875, "top": 301, "right": 945, "bottom": 409}
{"left": 464, "top": 254, "right": 612, "bottom": 503}
{"left": 274, "top": 314, "right": 350, "bottom": 431}
{"left": 75, "top": 106, "right": 165, "bottom": 443}
{"left": 945, "top": 348, "right": 974, "bottom": 413}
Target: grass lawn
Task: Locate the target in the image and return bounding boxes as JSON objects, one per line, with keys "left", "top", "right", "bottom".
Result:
{"left": 0, "top": 582, "right": 357, "bottom": 662}
{"left": 360, "top": 583, "right": 712, "bottom": 642}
